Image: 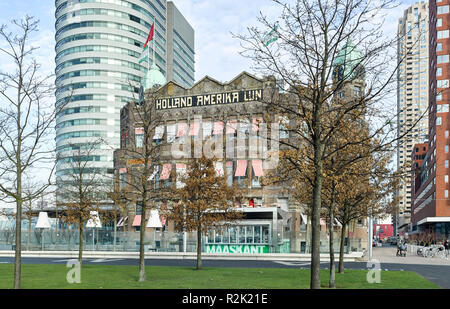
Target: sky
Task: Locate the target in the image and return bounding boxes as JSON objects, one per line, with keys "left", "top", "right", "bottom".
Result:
{"left": 0, "top": 0, "right": 420, "bottom": 82}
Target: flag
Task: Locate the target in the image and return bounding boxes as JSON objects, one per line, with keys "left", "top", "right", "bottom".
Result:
{"left": 144, "top": 22, "right": 155, "bottom": 48}
{"left": 264, "top": 23, "right": 279, "bottom": 47}
{"left": 139, "top": 45, "right": 149, "bottom": 64}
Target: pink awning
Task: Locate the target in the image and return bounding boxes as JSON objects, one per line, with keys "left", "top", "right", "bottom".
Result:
{"left": 177, "top": 123, "right": 188, "bottom": 137}
{"left": 176, "top": 163, "right": 186, "bottom": 170}
{"left": 132, "top": 215, "right": 141, "bottom": 227}
{"left": 135, "top": 127, "right": 144, "bottom": 135}
{"left": 160, "top": 163, "right": 172, "bottom": 180}
{"left": 226, "top": 120, "right": 237, "bottom": 134}
{"left": 252, "top": 160, "right": 264, "bottom": 177}
{"left": 160, "top": 216, "right": 166, "bottom": 226}
{"left": 213, "top": 121, "right": 224, "bottom": 135}
{"left": 189, "top": 123, "right": 200, "bottom": 136}
{"left": 235, "top": 160, "right": 247, "bottom": 177}
{"left": 252, "top": 117, "right": 263, "bottom": 132}
{"left": 226, "top": 161, "right": 233, "bottom": 167}
{"left": 119, "top": 168, "right": 127, "bottom": 174}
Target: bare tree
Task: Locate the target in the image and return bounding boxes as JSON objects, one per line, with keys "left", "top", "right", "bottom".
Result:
{"left": 0, "top": 16, "right": 62, "bottom": 289}
{"left": 233, "top": 0, "right": 419, "bottom": 289}
{"left": 114, "top": 85, "right": 167, "bottom": 282}
{"left": 56, "top": 140, "right": 105, "bottom": 266}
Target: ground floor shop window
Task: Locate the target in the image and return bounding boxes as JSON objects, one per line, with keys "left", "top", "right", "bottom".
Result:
{"left": 207, "top": 225, "right": 270, "bottom": 244}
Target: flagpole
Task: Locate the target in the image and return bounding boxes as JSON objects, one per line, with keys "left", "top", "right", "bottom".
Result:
{"left": 153, "top": 16, "right": 156, "bottom": 67}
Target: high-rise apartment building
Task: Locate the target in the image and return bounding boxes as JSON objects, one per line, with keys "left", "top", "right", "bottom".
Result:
{"left": 54, "top": 0, "right": 195, "bottom": 189}
{"left": 411, "top": 0, "right": 450, "bottom": 239}
{"left": 396, "top": 1, "right": 429, "bottom": 232}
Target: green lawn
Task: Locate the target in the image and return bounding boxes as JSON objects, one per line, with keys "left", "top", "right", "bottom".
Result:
{"left": 0, "top": 264, "right": 440, "bottom": 289}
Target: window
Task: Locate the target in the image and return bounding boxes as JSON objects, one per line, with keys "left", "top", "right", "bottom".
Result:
{"left": 437, "top": 18, "right": 443, "bottom": 27}
{"left": 446, "top": 160, "right": 449, "bottom": 168}
{"left": 437, "top": 5, "right": 450, "bottom": 14}
{"left": 436, "top": 117, "right": 442, "bottom": 125}
{"left": 437, "top": 43, "right": 443, "bottom": 52}
{"left": 437, "top": 80, "right": 449, "bottom": 88}
{"left": 135, "top": 128, "right": 144, "bottom": 148}
{"left": 437, "top": 55, "right": 449, "bottom": 64}
{"left": 437, "top": 93, "right": 443, "bottom": 101}
{"left": 446, "top": 190, "right": 449, "bottom": 198}
{"left": 446, "top": 145, "right": 449, "bottom": 153}
{"left": 437, "top": 30, "right": 450, "bottom": 39}
{"left": 437, "top": 68, "right": 443, "bottom": 76}
{"left": 446, "top": 130, "right": 449, "bottom": 138}
{"left": 445, "top": 175, "right": 449, "bottom": 183}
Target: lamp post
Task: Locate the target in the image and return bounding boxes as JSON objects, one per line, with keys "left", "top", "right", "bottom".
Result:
{"left": 35, "top": 212, "right": 51, "bottom": 251}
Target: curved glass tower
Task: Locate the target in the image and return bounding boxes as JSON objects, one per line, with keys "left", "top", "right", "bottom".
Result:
{"left": 54, "top": 0, "right": 194, "bottom": 187}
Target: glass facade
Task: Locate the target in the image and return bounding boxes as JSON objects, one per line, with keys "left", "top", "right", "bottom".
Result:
{"left": 55, "top": 0, "right": 195, "bottom": 199}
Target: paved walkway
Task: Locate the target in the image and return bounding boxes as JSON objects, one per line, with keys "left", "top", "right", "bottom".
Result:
{"left": 370, "top": 246, "right": 450, "bottom": 266}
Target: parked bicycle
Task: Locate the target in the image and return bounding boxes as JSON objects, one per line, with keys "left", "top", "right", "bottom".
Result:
{"left": 422, "top": 245, "right": 445, "bottom": 258}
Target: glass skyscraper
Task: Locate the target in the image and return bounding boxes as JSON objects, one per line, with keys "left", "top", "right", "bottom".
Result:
{"left": 54, "top": 0, "right": 195, "bottom": 186}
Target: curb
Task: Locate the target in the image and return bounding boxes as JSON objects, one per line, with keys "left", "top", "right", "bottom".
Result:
{"left": 0, "top": 250, "right": 363, "bottom": 262}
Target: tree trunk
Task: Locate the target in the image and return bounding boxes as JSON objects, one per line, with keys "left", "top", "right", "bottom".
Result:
{"left": 138, "top": 207, "right": 146, "bottom": 282}
{"left": 14, "top": 198, "right": 22, "bottom": 289}
{"left": 338, "top": 222, "right": 347, "bottom": 274}
{"left": 310, "top": 141, "right": 324, "bottom": 289}
{"left": 329, "top": 204, "right": 335, "bottom": 288}
{"left": 196, "top": 226, "right": 202, "bottom": 270}
{"left": 27, "top": 217, "right": 31, "bottom": 251}
{"left": 113, "top": 212, "right": 117, "bottom": 252}
{"left": 78, "top": 223, "right": 83, "bottom": 266}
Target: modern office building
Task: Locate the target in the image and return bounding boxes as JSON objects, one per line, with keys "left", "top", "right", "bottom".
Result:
{"left": 396, "top": 1, "right": 429, "bottom": 232}
{"left": 54, "top": 0, "right": 195, "bottom": 192}
{"left": 410, "top": 0, "right": 450, "bottom": 239}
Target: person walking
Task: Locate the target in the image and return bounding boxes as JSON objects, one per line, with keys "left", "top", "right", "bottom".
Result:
{"left": 444, "top": 239, "right": 450, "bottom": 260}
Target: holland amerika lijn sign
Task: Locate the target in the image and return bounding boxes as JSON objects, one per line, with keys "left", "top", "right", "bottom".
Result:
{"left": 155, "top": 89, "right": 263, "bottom": 110}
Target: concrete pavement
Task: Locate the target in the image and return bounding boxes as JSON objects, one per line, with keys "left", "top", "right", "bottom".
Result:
{"left": 369, "top": 247, "right": 450, "bottom": 266}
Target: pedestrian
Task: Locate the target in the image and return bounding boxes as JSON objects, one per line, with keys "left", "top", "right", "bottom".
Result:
{"left": 444, "top": 239, "right": 450, "bottom": 260}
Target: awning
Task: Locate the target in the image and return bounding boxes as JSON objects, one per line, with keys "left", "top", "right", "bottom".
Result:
{"left": 153, "top": 125, "right": 164, "bottom": 140}
{"left": 148, "top": 166, "right": 159, "bottom": 180}
{"left": 202, "top": 122, "right": 212, "bottom": 137}
{"left": 226, "top": 120, "right": 237, "bottom": 134}
{"left": 117, "top": 216, "right": 128, "bottom": 227}
{"left": 252, "top": 160, "right": 264, "bottom": 177}
{"left": 135, "top": 127, "right": 144, "bottom": 135}
{"left": 119, "top": 168, "right": 127, "bottom": 174}
{"left": 132, "top": 215, "right": 141, "bottom": 227}
{"left": 235, "top": 160, "right": 247, "bottom": 177}
{"left": 334, "top": 218, "right": 342, "bottom": 227}
{"left": 213, "top": 121, "right": 224, "bottom": 135}
{"left": 177, "top": 123, "right": 188, "bottom": 137}
{"left": 300, "top": 214, "right": 308, "bottom": 225}
{"left": 189, "top": 123, "right": 200, "bottom": 136}
{"left": 417, "top": 216, "right": 450, "bottom": 226}
{"left": 214, "top": 161, "right": 224, "bottom": 176}
{"left": 252, "top": 117, "right": 264, "bottom": 132}
{"left": 160, "top": 163, "right": 172, "bottom": 180}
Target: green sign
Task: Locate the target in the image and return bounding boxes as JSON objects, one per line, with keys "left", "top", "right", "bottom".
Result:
{"left": 206, "top": 244, "right": 269, "bottom": 254}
